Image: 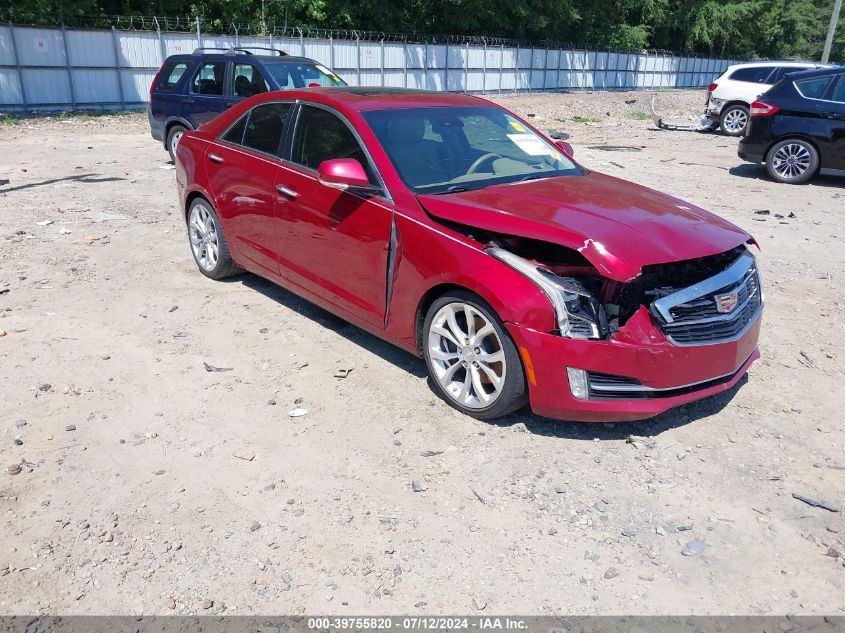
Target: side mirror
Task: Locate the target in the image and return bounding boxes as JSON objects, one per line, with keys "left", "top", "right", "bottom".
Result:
{"left": 317, "top": 158, "right": 372, "bottom": 191}
{"left": 554, "top": 140, "right": 574, "bottom": 157}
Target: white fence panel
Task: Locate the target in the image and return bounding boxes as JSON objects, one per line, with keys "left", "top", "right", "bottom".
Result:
{"left": 0, "top": 23, "right": 740, "bottom": 110}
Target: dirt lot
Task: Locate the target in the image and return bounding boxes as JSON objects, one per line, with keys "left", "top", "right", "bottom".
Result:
{"left": 1, "top": 89, "right": 844, "bottom": 616}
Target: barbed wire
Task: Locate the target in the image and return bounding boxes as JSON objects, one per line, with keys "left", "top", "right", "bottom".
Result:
{"left": 1, "top": 12, "right": 730, "bottom": 57}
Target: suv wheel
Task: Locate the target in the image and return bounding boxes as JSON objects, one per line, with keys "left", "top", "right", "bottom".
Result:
{"left": 719, "top": 104, "right": 749, "bottom": 136}
{"left": 765, "top": 139, "right": 819, "bottom": 184}
{"left": 167, "top": 124, "right": 188, "bottom": 163}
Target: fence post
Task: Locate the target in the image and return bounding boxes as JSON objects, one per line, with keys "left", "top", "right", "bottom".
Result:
{"left": 464, "top": 41, "right": 469, "bottom": 92}
{"left": 155, "top": 17, "right": 166, "bottom": 64}
{"left": 329, "top": 33, "right": 334, "bottom": 71}
{"left": 111, "top": 26, "right": 126, "bottom": 110}
{"left": 60, "top": 24, "right": 77, "bottom": 110}
{"left": 195, "top": 17, "right": 201, "bottom": 49}
{"left": 481, "top": 40, "right": 486, "bottom": 92}
{"left": 498, "top": 43, "right": 503, "bottom": 93}
{"left": 403, "top": 39, "right": 408, "bottom": 88}
{"left": 542, "top": 46, "right": 550, "bottom": 91}
{"left": 424, "top": 41, "right": 429, "bottom": 90}
{"left": 444, "top": 42, "right": 450, "bottom": 91}
{"left": 299, "top": 27, "right": 304, "bottom": 56}
{"left": 7, "top": 21, "right": 29, "bottom": 112}
{"left": 528, "top": 45, "right": 534, "bottom": 92}
{"left": 380, "top": 38, "right": 385, "bottom": 87}
{"left": 514, "top": 42, "right": 519, "bottom": 93}
{"left": 356, "top": 33, "right": 361, "bottom": 86}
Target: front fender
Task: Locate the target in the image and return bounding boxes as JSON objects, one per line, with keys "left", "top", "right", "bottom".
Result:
{"left": 386, "top": 212, "right": 556, "bottom": 347}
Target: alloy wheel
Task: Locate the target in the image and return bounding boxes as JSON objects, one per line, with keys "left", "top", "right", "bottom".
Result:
{"left": 427, "top": 302, "right": 506, "bottom": 409}
{"left": 189, "top": 203, "right": 219, "bottom": 272}
{"left": 771, "top": 143, "right": 812, "bottom": 180}
{"left": 722, "top": 108, "right": 748, "bottom": 133}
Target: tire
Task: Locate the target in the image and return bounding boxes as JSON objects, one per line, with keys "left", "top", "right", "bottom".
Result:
{"left": 719, "top": 104, "right": 749, "bottom": 136}
{"left": 186, "top": 197, "right": 239, "bottom": 280}
{"left": 422, "top": 291, "right": 528, "bottom": 420}
{"left": 765, "top": 139, "right": 819, "bottom": 184}
{"left": 166, "top": 124, "right": 188, "bottom": 163}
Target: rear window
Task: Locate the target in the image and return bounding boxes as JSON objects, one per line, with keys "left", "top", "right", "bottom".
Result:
{"left": 263, "top": 62, "right": 346, "bottom": 89}
{"left": 156, "top": 62, "right": 189, "bottom": 91}
{"left": 729, "top": 66, "right": 777, "bottom": 83}
{"left": 832, "top": 77, "right": 845, "bottom": 103}
{"left": 795, "top": 75, "right": 833, "bottom": 99}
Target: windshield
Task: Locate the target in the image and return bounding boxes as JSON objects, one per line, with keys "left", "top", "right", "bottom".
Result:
{"left": 264, "top": 62, "right": 346, "bottom": 89}
{"left": 362, "top": 106, "right": 580, "bottom": 194}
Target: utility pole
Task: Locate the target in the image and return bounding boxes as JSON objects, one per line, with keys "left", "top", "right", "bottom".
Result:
{"left": 822, "top": 0, "right": 842, "bottom": 63}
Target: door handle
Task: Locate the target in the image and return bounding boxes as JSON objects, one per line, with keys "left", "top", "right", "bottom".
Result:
{"left": 208, "top": 153, "right": 223, "bottom": 164}
{"left": 824, "top": 112, "right": 840, "bottom": 120}
{"left": 181, "top": 98, "right": 195, "bottom": 104}
{"left": 276, "top": 184, "right": 298, "bottom": 198}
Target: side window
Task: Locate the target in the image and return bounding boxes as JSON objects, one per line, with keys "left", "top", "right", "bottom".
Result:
{"left": 730, "top": 66, "right": 776, "bottom": 83}
{"left": 795, "top": 75, "right": 833, "bottom": 99}
{"left": 292, "top": 106, "right": 373, "bottom": 181}
{"left": 221, "top": 114, "right": 248, "bottom": 146}
{"left": 242, "top": 103, "right": 291, "bottom": 156}
{"left": 232, "top": 63, "right": 269, "bottom": 98}
{"left": 831, "top": 77, "right": 845, "bottom": 103}
{"left": 156, "top": 62, "right": 189, "bottom": 91}
{"left": 191, "top": 61, "right": 226, "bottom": 95}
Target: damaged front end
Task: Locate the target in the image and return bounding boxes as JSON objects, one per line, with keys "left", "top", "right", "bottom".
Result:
{"left": 484, "top": 235, "right": 761, "bottom": 348}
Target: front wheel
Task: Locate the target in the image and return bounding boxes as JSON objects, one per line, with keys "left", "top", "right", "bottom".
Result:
{"left": 719, "top": 104, "right": 749, "bottom": 136}
{"left": 423, "top": 292, "right": 528, "bottom": 420}
{"left": 765, "top": 139, "right": 819, "bottom": 184}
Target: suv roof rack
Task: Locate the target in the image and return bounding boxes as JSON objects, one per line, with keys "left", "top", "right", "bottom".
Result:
{"left": 191, "top": 46, "right": 287, "bottom": 56}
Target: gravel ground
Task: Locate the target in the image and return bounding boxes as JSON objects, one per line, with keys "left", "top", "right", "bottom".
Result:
{"left": 0, "top": 89, "right": 843, "bottom": 616}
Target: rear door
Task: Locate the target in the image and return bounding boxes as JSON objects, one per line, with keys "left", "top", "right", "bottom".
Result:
{"left": 205, "top": 101, "right": 293, "bottom": 274}
{"left": 824, "top": 76, "right": 845, "bottom": 169}
{"left": 149, "top": 59, "right": 192, "bottom": 132}
{"left": 183, "top": 59, "right": 229, "bottom": 128}
{"left": 273, "top": 103, "right": 393, "bottom": 326}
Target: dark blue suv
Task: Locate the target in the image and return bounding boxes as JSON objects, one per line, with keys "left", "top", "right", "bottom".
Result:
{"left": 149, "top": 47, "right": 346, "bottom": 161}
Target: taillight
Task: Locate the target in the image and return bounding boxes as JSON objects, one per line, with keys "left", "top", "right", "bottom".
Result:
{"left": 750, "top": 100, "right": 780, "bottom": 117}
{"left": 708, "top": 83, "right": 718, "bottom": 92}
{"left": 149, "top": 67, "right": 162, "bottom": 99}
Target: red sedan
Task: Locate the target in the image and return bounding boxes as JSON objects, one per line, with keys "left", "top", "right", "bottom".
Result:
{"left": 175, "top": 88, "right": 763, "bottom": 422}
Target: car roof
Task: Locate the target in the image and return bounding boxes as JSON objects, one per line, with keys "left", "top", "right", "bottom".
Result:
{"left": 268, "top": 87, "right": 488, "bottom": 111}
{"left": 727, "top": 61, "right": 830, "bottom": 69}
{"left": 165, "top": 51, "right": 318, "bottom": 65}
{"left": 783, "top": 65, "right": 845, "bottom": 80}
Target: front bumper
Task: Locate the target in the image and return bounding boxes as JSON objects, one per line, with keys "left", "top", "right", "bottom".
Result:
{"left": 507, "top": 311, "right": 761, "bottom": 422}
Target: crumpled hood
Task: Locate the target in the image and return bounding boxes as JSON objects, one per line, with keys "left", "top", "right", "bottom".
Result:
{"left": 418, "top": 172, "right": 752, "bottom": 282}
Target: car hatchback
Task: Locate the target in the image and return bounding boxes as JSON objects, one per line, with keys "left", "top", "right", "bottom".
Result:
{"left": 148, "top": 47, "right": 345, "bottom": 161}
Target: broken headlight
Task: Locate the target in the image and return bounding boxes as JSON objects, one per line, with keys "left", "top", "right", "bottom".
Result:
{"left": 487, "top": 247, "right": 608, "bottom": 339}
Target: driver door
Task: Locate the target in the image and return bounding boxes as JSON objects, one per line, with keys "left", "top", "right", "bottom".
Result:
{"left": 274, "top": 104, "right": 393, "bottom": 327}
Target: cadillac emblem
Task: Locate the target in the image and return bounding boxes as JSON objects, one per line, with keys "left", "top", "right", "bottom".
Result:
{"left": 714, "top": 291, "right": 739, "bottom": 313}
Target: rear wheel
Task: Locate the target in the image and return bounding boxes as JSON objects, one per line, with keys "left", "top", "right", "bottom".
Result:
{"left": 167, "top": 124, "right": 188, "bottom": 163}
{"left": 719, "top": 104, "right": 749, "bottom": 136}
{"left": 765, "top": 139, "right": 818, "bottom": 184}
{"left": 423, "top": 291, "right": 527, "bottom": 420}
{"left": 187, "top": 198, "right": 239, "bottom": 279}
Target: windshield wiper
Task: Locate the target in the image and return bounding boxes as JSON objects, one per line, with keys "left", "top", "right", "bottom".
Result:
{"left": 429, "top": 185, "right": 471, "bottom": 195}
{"left": 516, "top": 173, "right": 553, "bottom": 183}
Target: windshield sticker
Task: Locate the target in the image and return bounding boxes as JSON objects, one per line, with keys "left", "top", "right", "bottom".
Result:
{"left": 509, "top": 120, "right": 527, "bottom": 133}
{"left": 507, "top": 133, "right": 551, "bottom": 156}
{"left": 315, "top": 64, "right": 340, "bottom": 80}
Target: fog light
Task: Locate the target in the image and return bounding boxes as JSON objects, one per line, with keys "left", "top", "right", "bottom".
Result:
{"left": 566, "top": 367, "right": 589, "bottom": 400}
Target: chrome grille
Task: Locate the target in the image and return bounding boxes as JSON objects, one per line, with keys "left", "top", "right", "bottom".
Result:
{"left": 651, "top": 251, "right": 763, "bottom": 346}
